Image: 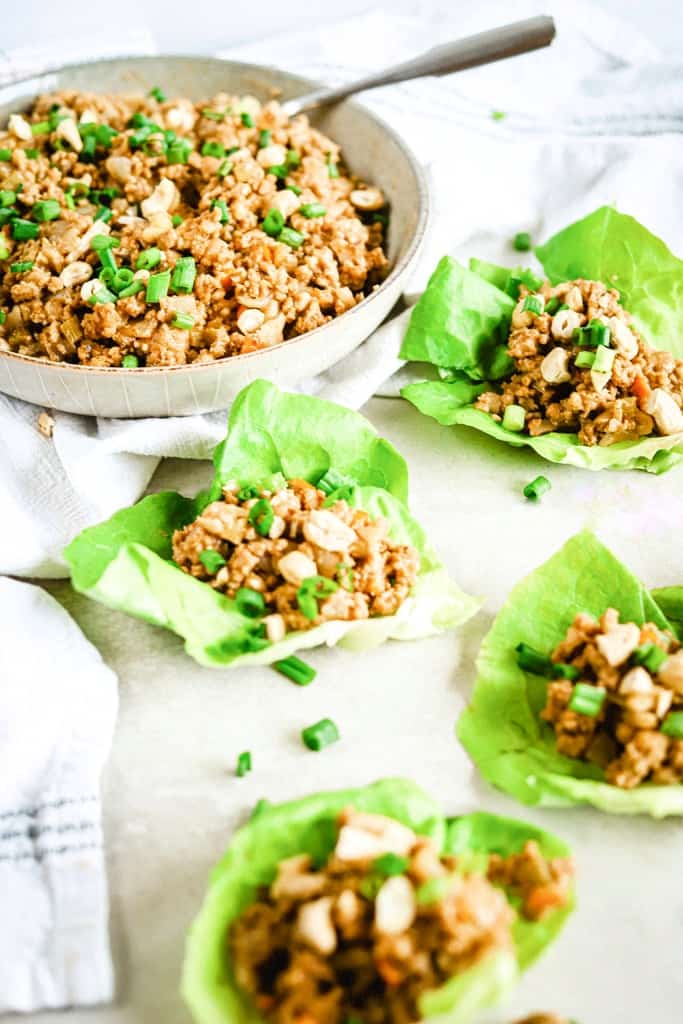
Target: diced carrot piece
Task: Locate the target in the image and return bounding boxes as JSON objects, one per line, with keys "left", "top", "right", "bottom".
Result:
{"left": 377, "top": 959, "right": 403, "bottom": 987}
{"left": 631, "top": 375, "right": 651, "bottom": 405}
{"left": 524, "top": 885, "right": 565, "bottom": 920}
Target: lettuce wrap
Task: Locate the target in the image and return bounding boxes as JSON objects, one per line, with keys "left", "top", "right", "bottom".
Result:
{"left": 181, "top": 778, "right": 574, "bottom": 1024}
{"left": 400, "top": 207, "right": 683, "bottom": 473}
{"left": 64, "top": 381, "right": 477, "bottom": 668}
{"left": 458, "top": 531, "right": 683, "bottom": 816}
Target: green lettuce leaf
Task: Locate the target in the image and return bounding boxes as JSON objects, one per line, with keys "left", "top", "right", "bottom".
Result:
{"left": 401, "top": 208, "right": 683, "bottom": 473}
{"left": 181, "top": 778, "right": 573, "bottom": 1024}
{"left": 65, "top": 381, "right": 477, "bottom": 667}
{"left": 651, "top": 587, "right": 683, "bottom": 640}
{"left": 458, "top": 530, "right": 683, "bottom": 816}
{"left": 399, "top": 256, "right": 514, "bottom": 380}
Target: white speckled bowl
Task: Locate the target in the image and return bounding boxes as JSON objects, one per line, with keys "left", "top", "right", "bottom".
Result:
{"left": 0, "top": 56, "right": 428, "bottom": 418}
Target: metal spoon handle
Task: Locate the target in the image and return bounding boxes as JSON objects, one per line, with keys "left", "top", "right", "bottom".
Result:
{"left": 281, "top": 15, "right": 555, "bottom": 118}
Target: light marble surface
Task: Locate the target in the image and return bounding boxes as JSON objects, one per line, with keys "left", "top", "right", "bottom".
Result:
{"left": 25, "top": 396, "right": 683, "bottom": 1024}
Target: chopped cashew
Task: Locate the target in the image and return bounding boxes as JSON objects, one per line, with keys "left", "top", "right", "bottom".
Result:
{"left": 596, "top": 622, "right": 641, "bottom": 666}
{"left": 349, "top": 187, "right": 384, "bottom": 211}
{"left": 257, "top": 144, "right": 287, "bottom": 168}
{"left": 645, "top": 388, "right": 683, "bottom": 436}
{"left": 80, "top": 279, "right": 108, "bottom": 302}
{"left": 37, "top": 411, "right": 55, "bottom": 438}
{"left": 335, "top": 811, "right": 416, "bottom": 862}
{"left": 277, "top": 550, "right": 317, "bottom": 586}
{"left": 295, "top": 897, "right": 337, "bottom": 955}
{"left": 551, "top": 308, "right": 581, "bottom": 340}
{"left": 619, "top": 666, "right": 654, "bottom": 696}
{"left": 608, "top": 317, "right": 638, "bottom": 359}
{"left": 564, "top": 285, "right": 584, "bottom": 311}
{"left": 236, "top": 308, "right": 265, "bottom": 334}
{"left": 55, "top": 117, "right": 83, "bottom": 153}
{"left": 271, "top": 855, "right": 325, "bottom": 900}
{"left": 239, "top": 95, "right": 262, "bottom": 118}
{"left": 59, "top": 261, "right": 92, "bottom": 288}
{"left": 303, "top": 509, "right": 357, "bottom": 552}
{"left": 9, "top": 114, "right": 32, "bottom": 141}
{"left": 540, "top": 347, "right": 571, "bottom": 384}
{"left": 590, "top": 369, "right": 612, "bottom": 394}
{"left": 263, "top": 613, "right": 286, "bottom": 643}
{"left": 658, "top": 651, "right": 683, "bottom": 694}
{"left": 269, "top": 189, "right": 301, "bottom": 219}
{"left": 375, "top": 875, "right": 416, "bottom": 935}
{"left": 141, "top": 178, "right": 179, "bottom": 218}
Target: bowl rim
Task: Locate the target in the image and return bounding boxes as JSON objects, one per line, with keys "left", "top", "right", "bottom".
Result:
{"left": 0, "top": 53, "right": 430, "bottom": 377}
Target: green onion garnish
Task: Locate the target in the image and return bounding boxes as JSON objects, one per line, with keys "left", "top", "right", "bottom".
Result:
{"left": 112, "top": 268, "right": 134, "bottom": 292}
{"left": 631, "top": 643, "right": 668, "bottom": 673}
{"left": 491, "top": 110, "right": 507, "bottom": 121}
{"left": 149, "top": 86, "right": 166, "bottom": 103}
{"left": 11, "top": 218, "right": 39, "bottom": 240}
{"left": 661, "top": 712, "right": 683, "bottom": 738}
{"left": 506, "top": 268, "right": 543, "bottom": 298}
{"left": 170, "top": 256, "right": 196, "bottom": 293}
{"left": 258, "top": 129, "right": 271, "bottom": 148}
{"left": 523, "top": 475, "right": 551, "bottom": 501}
{"left": 267, "top": 163, "right": 288, "bottom": 180}
{"left": 299, "top": 202, "right": 326, "bottom": 218}
{"left": 0, "top": 149, "right": 12, "bottom": 161}
{"left": 545, "top": 296, "right": 561, "bottom": 315}
{"left": 568, "top": 682, "right": 606, "bottom": 717}
{"left": 23, "top": 148, "right": 39, "bottom": 159}
{"left": 10, "top": 261, "right": 34, "bottom": 273}
{"left": 146, "top": 269, "right": 171, "bottom": 303}
{"left": 0, "top": 190, "right": 16, "bottom": 207}
{"left": 216, "top": 158, "right": 232, "bottom": 178}
{"left": 502, "top": 404, "right": 526, "bottom": 432}
{"left": 317, "top": 468, "right": 353, "bottom": 495}
{"left": 513, "top": 231, "right": 531, "bottom": 251}
{"left": 166, "top": 138, "right": 192, "bottom": 164}
{"left": 99, "top": 247, "right": 118, "bottom": 274}
{"left": 552, "top": 663, "right": 581, "bottom": 681}
{"left": 326, "top": 154, "right": 339, "bottom": 178}
{"left": 296, "top": 575, "right": 339, "bottom": 620}
{"left": 121, "top": 354, "right": 139, "bottom": 367}
{"left": 91, "top": 234, "right": 116, "bottom": 252}
{"left": 172, "top": 312, "right": 194, "bottom": 330}
{"left": 211, "top": 199, "right": 230, "bottom": 224}
{"left": 373, "top": 853, "right": 409, "bottom": 877}
{"left": 88, "top": 286, "right": 117, "bottom": 305}
{"left": 288, "top": 184, "right": 302, "bottom": 196}
{"left": 359, "top": 875, "right": 384, "bottom": 902}
{"left": 0, "top": 310, "right": 6, "bottom": 323}
{"left": 171, "top": 214, "right": 183, "bottom": 227}
{"left": 301, "top": 717, "right": 339, "bottom": 751}
{"left": 591, "top": 321, "right": 611, "bottom": 347}
{"left": 0, "top": 244, "right": 9, "bottom": 260}
{"left": 416, "top": 877, "right": 451, "bottom": 905}
{"left": 262, "top": 208, "right": 284, "bottom": 238}
{"left": 575, "top": 351, "right": 596, "bottom": 369}
{"left": 592, "top": 346, "right": 615, "bottom": 374}
{"left": 248, "top": 498, "right": 274, "bottom": 536}
{"left": 235, "top": 587, "right": 266, "bottom": 618}
{"left": 240, "top": 112, "right": 255, "bottom": 128}
{"left": 94, "top": 206, "right": 112, "bottom": 223}
{"left": 117, "top": 280, "right": 144, "bottom": 299}
{"left": 136, "top": 247, "right": 161, "bottom": 270}
{"left": 286, "top": 149, "right": 301, "bottom": 169}
{"left": 279, "top": 226, "right": 305, "bottom": 249}
{"left": 522, "top": 294, "right": 544, "bottom": 314}
{"left": 237, "top": 485, "right": 259, "bottom": 501}
{"left": 198, "top": 549, "right": 226, "bottom": 573}
{"left": 201, "top": 108, "right": 228, "bottom": 121}
{"left": 515, "top": 642, "right": 553, "bottom": 676}
{"left": 275, "top": 656, "right": 316, "bottom": 686}
{"left": 201, "top": 140, "right": 225, "bottom": 158}
{"left": 236, "top": 751, "right": 252, "bottom": 777}
{"left": 0, "top": 208, "right": 16, "bottom": 226}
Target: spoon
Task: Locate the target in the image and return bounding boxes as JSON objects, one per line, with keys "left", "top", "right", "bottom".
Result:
{"left": 281, "top": 15, "right": 555, "bottom": 118}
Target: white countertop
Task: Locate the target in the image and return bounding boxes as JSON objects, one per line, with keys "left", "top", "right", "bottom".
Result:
{"left": 23, "top": 395, "right": 683, "bottom": 1024}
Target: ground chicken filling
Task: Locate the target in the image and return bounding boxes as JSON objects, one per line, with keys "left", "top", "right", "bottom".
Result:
{"left": 230, "top": 808, "right": 574, "bottom": 1024}
{"left": 171, "top": 478, "right": 419, "bottom": 637}
{"left": 475, "top": 278, "right": 683, "bottom": 446}
{"left": 0, "top": 90, "right": 388, "bottom": 366}
{"left": 538, "top": 608, "right": 683, "bottom": 788}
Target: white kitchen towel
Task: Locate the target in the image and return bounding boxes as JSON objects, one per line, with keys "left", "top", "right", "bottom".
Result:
{"left": 3, "top": 0, "right": 683, "bottom": 578}
{"left": 0, "top": 576, "right": 118, "bottom": 1012}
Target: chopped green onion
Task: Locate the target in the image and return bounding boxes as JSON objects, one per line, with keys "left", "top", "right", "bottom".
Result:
{"left": 235, "top": 587, "right": 266, "bottom": 618}
{"left": 80, "top": 136, "right": 96, "bottom": 161}
{"left": 416, "top": 877, "right": 451, "bottom": 905}
{"left": 0, "top": 310, "right": 5, "bottom": 323}
{"left": 91, "top": 234, "right": 116, "bottom": 252}
{"left": 545, "top": 296, "right": 561, "bottom": 315}
{"left": 23, "top": 148, "right": 39, "bottom": 159}
{"left": 201, "top": 140, "right": 225, "bottom": 158}
{"left": 258, "top": 129, "right": 271, "bottom": 148}
{"left": 326, "top": 153, "right": 339, "bottom": 178}
{"left": 506, "top": 268, "right": 543, "bottom": 298}
{"left": 0, "top": 208, "right": 16, "bottom": 226}
{"left": 661, "top": 712, "right": 683, "bottom": 738}
{"left": 149, "top": 86, "right": 166, "bottom": 102}
{"left": 299, "top": 202, "right": 326, "bottom": 218}
{"left": 592, "top": 346, "right": 615, "bottom": 374}
{"left": 279, "top": 226, "right": 305, "bottom": 249}
{"left": 552, "top": 663, "right": 581, "bottom": 681}
{"left": 491, "top": 110, "right": 507, "bottom": 121}
{"left": 128, "top": 112, "right": 152, "bottom": 128}
{"left": 198, "top": 549, "right": 226, "bottom": 573}
{"left": 288, "top": 184, "right": 302, "bottom": 196}
{"left": 211, "top": 199, "right": 230, "bottom": 224}
{"left": 523, "top": 475, "right": 551, "bottom": 501}
{"left": 274, "top": 656, "right": 316, "bottom": 686}
{"left": 172, "top": 311, "right": 194, "bottom": 330}
{"left": 296, "top": 575, "right": 339, "bottom": 620}
{"left": 568, "top": 682, "right": 606, "bottom": 717}
{"left": 591, "top": 321, "right": 611, "bottom": 347}
{"left": 575, "top": 351, "right": 596, "bottom": 369}
{"left": 286, "top": 149, "right": 301, "bottom": 169}
{"left": 121, "top": 354, "right": 139, "bottom": 368}
{"left": 90, "top": 186, "right": 120, "bottom": 206}
{"left": 166, "top": 138, "right": 192, "bottom": 164}
{"left": 112, "top": 268, "right": 134, "bottom": 292}
{"left": 170, "top": 256, "right": 196, "bottom": 293}
{"left": 11, "top": 218, "right": 39, "bottom": 240}
{"left": 136, "top": 247, "right": 161, "bottom": 271}
{"left": 10, "top": 261, "right": 34, "bottom": 273}
{"left": 146, "top": 269, "right": 171, "bottom": 303}
{"left": 373, "top": 853, "right": 409, "bottom": 877}
{"left": 94, "top": 206, "right": 112, "bottom": 223}
{"left": 317, "top": 468, "right": 353, "bottom": 495}
{"left": 95, "top": 124, "right": 118, "bottom": 148}
{"left": 0, "top": 190, "right": 16, "bottom": 207}
{"left": 250, "top": 798, "right": 270, "bottom": 819}
{"left": 267, "top": 163, "right": 288, "bottom": 180}
{"left": 632, "top": 643, "right": 668, "bottom": 673}
{"left": 515, "top": 642, "right": 553, "bottom": 676}
{"left": 502, "top": 404, "right": 526, "bottom": 432}
{"left": 99, "top": 247, "right": 118, "bottom": 274}
{"left": 522, "top": 294, "right": 544, "bottom": 314}
{"left": 262, "top": 208, "right": 284, "bottom": 238}
{"left": 248, "top": 498, "right": 274, "bottom": 536}
{"left": 236, "top": 751, "right": 252, "bottom": 777}
{"left": 301, "top": 718, "right": 339, "bottom": 751}
{"left": 216, "top": 158, "right": 232, "bottom": 178}
{"left": 237, "top": 485, "right": 259, "bottom": 501}
{"left": 322, "top": 484, "right": 355, "bottom": 508}
{"left": 513, "top": 231, "right": 531, "bottom": 251}
{"left": 117, "top": 280, "right": 144, "bottom": 299}
{"left": 201, "top": 108, "right": 227, "bottom": 121}
{"left": 171, "top": 214, "right": 183, "bottom": 227}
{"left": 88, "top": 286, "right": 117, "bottom": 305}
{"left": 99, "top": 267, "right": 115, "bottom": 286}
{"left": 240, "top": 112, "right": 254, "bottom": 128}
{"left": 359, "top": 875, "right": 384, "bottom": 901}
{"left": 0, "top": 149, "right": 12, "bottom": 161}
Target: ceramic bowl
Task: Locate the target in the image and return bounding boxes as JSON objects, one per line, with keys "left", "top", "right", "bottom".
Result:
{"left": 0, "top": 56, "right": 428, "bottom": 418}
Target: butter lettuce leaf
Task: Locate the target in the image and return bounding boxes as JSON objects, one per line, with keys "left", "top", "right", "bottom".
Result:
{"left": 65, "top": 381, "right": 477, "bottom": 667}
{"left": 181, "top": 778, "right": 573, "bottom": 1024}
{"left": 458, "top": 531, "right": 683, "bottom": 816}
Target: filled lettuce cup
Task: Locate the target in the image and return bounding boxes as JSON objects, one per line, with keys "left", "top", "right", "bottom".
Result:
{"left": 458, "top": 531, "right": 683, "bottom": 817}
{"left": 181, "top": 778, "right": 574, "bottom": 1024}
{"left": 65, "top": 381, "right": 477, "bottom": 668}
{"left": 401, "top": 207, "right": 683, "bottom": 473}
